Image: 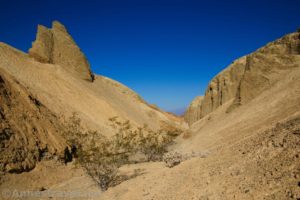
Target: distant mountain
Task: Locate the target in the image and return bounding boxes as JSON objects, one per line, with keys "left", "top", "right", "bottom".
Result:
{"left": 168, "top": 107, "right": 187, "bottom": 116}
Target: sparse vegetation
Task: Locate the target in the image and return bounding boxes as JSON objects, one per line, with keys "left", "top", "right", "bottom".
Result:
{"left": 108, "top": 117, "right": 175, "bottom": 161}
{"left": 163, "top": 151, "right": 210, "bottom": 168}
{"left": 163, "top": 151, "right": 183, "bottom": 168}
{"left": 62, "top": 113, "right": 180, "bottom": 190}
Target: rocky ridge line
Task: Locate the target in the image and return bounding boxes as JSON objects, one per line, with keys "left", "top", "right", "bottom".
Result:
{"left": 184, "top": 30, "right": 300, "bottom": 125}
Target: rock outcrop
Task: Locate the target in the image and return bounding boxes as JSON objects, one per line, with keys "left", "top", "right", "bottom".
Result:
{"left": 184, "top": 57, "right": 245, "bottom": 125}
{"left": 184, "top": 96, "right": 203, "bottom": 125}
{"left": 235, "top": 31, "right": 300, "bottom": 105}
{"left": 201, "top": 57, "right": 246, "bottom": 116}
{"left": 185, "top": 30, "right": 300, "bottom": 125}
{"left": 0, "top": 69, "right": 66, "bottom": 173}
{"left": 29, "top": 21, "right": 94, "bottom": 81}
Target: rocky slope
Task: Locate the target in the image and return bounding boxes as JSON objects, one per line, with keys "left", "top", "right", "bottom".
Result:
{"left": 0, "top": 69, "right": 66, "bottom": 174}
{"left": 0, "top": 21, "right": 182, "bottom": 136}
{"left": 184, "top": 30, "right": 300, "bottom": 125}
{"left": 236, "top": 31, "right": 300, "bottom": 105}
{"left": 0, "top": 21, "right": 183, "bottom": 176}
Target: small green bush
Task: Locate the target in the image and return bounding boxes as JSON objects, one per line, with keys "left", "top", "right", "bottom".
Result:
{"left": 108, "top": 117, "right": 175, "bottom": 161}
{"left": 62, "top": 113, "right": 178, "bottom": 190}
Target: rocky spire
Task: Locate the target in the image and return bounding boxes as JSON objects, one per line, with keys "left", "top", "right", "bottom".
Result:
{"left": 29, "top": 21, "right": 94, "bottom": 82}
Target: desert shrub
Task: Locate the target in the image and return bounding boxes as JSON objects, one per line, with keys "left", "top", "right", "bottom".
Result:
{"left": 62, "top": 113, "right": 178, "bottom": 190}
{"left": 108, "top": 117, "right": 175, "bottom": 161}
{"left": 163, "top": 151, "right": 210, "bottom": 168}
{"left": 159, "top": 121, "right": 183, "bottom": 137}
{"left": 63, "top": 113, "right": 118, "bottom": 190}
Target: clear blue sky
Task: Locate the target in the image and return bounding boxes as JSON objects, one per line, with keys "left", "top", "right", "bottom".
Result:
{"left": 1, "top": 0, "right": 300, "bottom": 114}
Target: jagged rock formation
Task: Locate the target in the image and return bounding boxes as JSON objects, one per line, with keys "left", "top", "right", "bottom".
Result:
{"left": 184, "top": 96, "right": 203, "bottom": 125}
{"left": 29, "top": 21, "right": 94, "bottom": 81}
{"left": 202, "top": 57, "right": 246, "bottom": 116}
{"left": 184, "top": 30, "right": 300, "bottom": 125}
{"left": 183, "top": 57, "right": 245, "bottom": 125}
{"left": 236, "top": 31, "right": 300, "bottom": 105}
{"left": 0, "top": 69, "right": 66, "bottom": 173}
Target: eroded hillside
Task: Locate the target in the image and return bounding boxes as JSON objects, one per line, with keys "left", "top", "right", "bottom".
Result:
{"left": 0, "top": 69, "right": 66, "bottom": 174}
{"left": 0, "top": 21, "right": 183, "bottom": 136}
{"left": 0, "top": 22, "right": 299, "bottom": 200}
{"left": 184, "top": 30, "right": 300, "bottom": 125}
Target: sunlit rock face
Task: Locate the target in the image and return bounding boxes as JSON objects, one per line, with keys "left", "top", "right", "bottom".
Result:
{"left": 29, "top": 21, "right": 94, "bottom": 81}
{"left": 184, "top": 30, "right": 300, "bottom": 125}
{"left": 184, "top": 96, "right": 203, "bottom": 125}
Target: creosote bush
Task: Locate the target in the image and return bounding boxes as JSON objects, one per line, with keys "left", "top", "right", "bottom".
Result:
{"left": 163, "top": 151, "right": 210, "bottom": 168}
{"left": 108, "top": 116, "right": 175, "bottom": 161}
{"left": 62, "top": 113, "right": 179, "bottom": 190}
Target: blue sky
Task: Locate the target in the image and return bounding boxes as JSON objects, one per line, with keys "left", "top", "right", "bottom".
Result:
{"left": 1, "top": 0, "right": 300, "bottom": 114}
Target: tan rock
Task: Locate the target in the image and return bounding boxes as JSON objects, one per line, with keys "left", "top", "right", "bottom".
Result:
{"left": 28, "top": 25, "right": 53, "bottom": 63}
{"left": 185, "top": 30, "right": 300, "bottom": 125}
{"left": 29, "top": 21, "right": 94, "bottom": 81}
{"left": 236, "top": 31, "right": 300, "bottom": 105}
{"left": 184, "top": 96, "right": 203, "bottom": 125}
{"left": 201, "top": 56, "right": 245, "bottom": 116}
{"left": 0, "top": 69, "right": 66, "bottom": 173}
{"left": 184, "top": 57, "right": 245, "bottom": 125}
